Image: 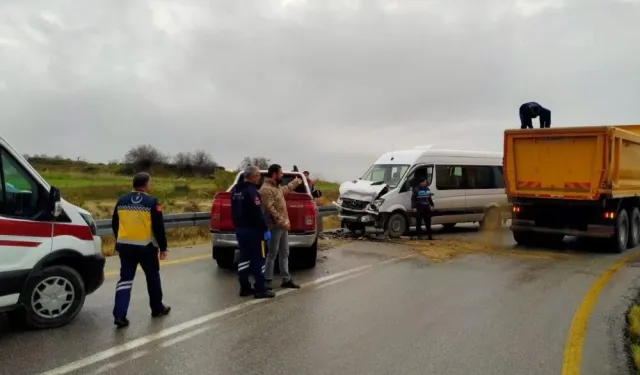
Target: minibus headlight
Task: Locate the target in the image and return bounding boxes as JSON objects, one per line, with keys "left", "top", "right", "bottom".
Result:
{"left": 369, "top": 199, "right": 384, "bottom": 210}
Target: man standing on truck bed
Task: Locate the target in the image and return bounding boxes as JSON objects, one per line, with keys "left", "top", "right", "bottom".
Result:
{"left": 519, "top": 102, "right": 551, "bottom": 129}
{"left": 261, "top": 164, "right": 303, "bottom": 290}
{"left": 111, "top": 172, "right": 171, "bottom": 328}
{"left": 231, "top": 165, "right": 275, "bottom": 299}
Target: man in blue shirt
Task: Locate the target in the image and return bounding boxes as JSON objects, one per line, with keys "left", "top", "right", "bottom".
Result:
{"left": 411, "top": 177, "right": 435, "bottom": 240}
{"left": 231, "top": 165, "right": 275, "bottom": 299}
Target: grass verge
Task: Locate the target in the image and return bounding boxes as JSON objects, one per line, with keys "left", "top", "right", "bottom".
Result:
{"left": 627, "top": 304, "right": 640, "bottom": 374}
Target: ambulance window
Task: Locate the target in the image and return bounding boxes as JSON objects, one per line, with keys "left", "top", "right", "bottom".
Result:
{"left": 0, "top": 151, "right": 39, "bottom": 218}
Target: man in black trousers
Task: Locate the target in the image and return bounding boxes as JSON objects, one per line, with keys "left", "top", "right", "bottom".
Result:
{"left": 519, "top": 102, "right": 551, "bottom": 129}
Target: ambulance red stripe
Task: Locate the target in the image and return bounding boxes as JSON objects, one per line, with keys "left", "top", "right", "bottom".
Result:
{"left": 0, "top": 239, "right": 41, "bottom": 247}
{"left": 0, "top": 218, "right": 93, "bottom": 241}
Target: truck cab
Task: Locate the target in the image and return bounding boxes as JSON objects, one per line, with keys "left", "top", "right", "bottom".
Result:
{"left": 210, "top": 170, "right": 322, "bottom": 269}
{"left": 0, "top": 134, "right": 105, "bottom": 329}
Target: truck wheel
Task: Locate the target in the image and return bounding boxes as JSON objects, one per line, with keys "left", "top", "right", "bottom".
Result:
{"left": 21, "top": 265, "right": 86, "bottom": 330}
{"left": 630, "top": 207, "right": 640, "bottom": 248}
{"left": 386, "top": 212, "right": 408, "bottom": 238}
{"left": 481, "top": 208, "right": 502, "bottom": 231}
{"left": 513, "top": 230, "right": 537, "bottom": 247}
{"left": 298, "top": 240, "right": 318, "bottom": 269}
{"left": 539, "top": 233, "right": 565, "bottom": 248}
{"left": 611, "top": 208, "right": 630, "bottom": 253}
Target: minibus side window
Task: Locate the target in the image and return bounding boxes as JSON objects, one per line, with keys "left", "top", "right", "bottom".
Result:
{"left": 435, "top": 165, "right": 463, "bottom": 190}
{"left": 0, "top": 149, "right": 40, "bottom": 218}
{"left": 492, "top": 166, "right": 505, "bottom": 189}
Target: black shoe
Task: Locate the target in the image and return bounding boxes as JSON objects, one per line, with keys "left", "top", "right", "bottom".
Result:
{"left": 254, "top": 291, "right": 276, "bottom": 299}
{"left": 265, "top": 280, "right": 273, "bottom": 290}
{"left": 151, "top": 305, "right": 171, "bottom": 318}
{"left": 114, "top": 317, "right": 130, "bottom": 329}
{"left": 281, "top": 280, "right": 301, "bottom": 289}
{"left": 428, "top": 235, "right": 433, "bottom": 240}
{"left": 239, "top": 288, "right": 255, "bottom": 297}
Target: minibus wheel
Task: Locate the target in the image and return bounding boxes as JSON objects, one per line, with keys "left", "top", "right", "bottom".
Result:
{"left": 386, "top": 212, "right": 408, "bottom": 238}
{"left": 22, "top": 265, "right": 86, "bottom": 330}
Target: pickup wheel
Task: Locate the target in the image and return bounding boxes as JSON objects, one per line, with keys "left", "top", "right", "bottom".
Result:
{"left": 21, "top": 265, "right": 86, "bottom": 330}
{"left": 629, "top": 207, "right": 640, "bottom": 248}
{"left": 298, "top": 239, "right": 318, "bottom": 269}
{"left": 213, "top": 247, "right": 236, "bottom": 270}
{"left": 610, "top": 208, "right": 630, "bottom": 253}
{"left": 386, "top": 212, "right": 408, "bottom": 239}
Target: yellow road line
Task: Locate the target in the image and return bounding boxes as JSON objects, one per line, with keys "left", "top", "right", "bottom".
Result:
{"left": 104, "top": 254, "right": 211, "bottom": 277}
{"left": 561, "top": 250, "right": 640, "bottom": 375}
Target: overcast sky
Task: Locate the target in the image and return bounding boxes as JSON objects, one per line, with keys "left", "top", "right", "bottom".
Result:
{"left": 0, "top": 0, "right": 639, "bottom": 182}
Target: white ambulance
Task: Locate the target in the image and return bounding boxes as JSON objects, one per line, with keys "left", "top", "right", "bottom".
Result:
{"left": 0, "top": 134, "right": 105, "bottom": 329}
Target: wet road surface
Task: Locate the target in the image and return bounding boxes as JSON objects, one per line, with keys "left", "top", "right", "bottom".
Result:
{"left": 1, "top": 225, "right": 639, "bottom": 375}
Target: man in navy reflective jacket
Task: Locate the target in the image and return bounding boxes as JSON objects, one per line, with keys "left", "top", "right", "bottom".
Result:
{"left": 231, "top": 165, "right": 275, "bottom": 299}
{"left": 411, "top": 176, "right": 435, "bottom": 240}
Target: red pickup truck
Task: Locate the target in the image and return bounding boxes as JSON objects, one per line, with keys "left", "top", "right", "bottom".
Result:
{"left": 210, "top": 171, "right": 323, "bottom": 270}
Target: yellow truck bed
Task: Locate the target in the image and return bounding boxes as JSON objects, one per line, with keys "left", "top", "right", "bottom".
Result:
{"left": 504, "top": 125, "right": 640, "bottom": 200}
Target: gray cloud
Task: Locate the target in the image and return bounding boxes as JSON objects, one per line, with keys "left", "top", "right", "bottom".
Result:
{"left": 0, "top": 0, "right": 639, "bottom": 181}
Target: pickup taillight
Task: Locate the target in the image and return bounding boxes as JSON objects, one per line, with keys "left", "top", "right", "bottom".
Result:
{"left": 210, "top": 199, "right": 221, "bottom": 230}
{"left": 304, "top": 202, "right": 316, "bottom": 230}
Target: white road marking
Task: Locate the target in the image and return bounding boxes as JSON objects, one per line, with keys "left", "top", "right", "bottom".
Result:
{"left": 160, "top": 324, "right": 215, "bottom": 348}
{"left": 314, "top": 270, "right": 371, "bottom": 290}
{"left": 379, "top": 254, "right": 416, "bottom": 265}
{"left": 92, "top": 350, "right": 149, "bottom": 374}
{"left": 40, "top": 255, "right": 411, "bottom": 375}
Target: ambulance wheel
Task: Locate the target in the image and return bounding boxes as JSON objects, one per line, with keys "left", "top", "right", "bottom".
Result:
{"left": 386, "top": 212, "right": 408, "bottom": 239}
{"left": 21, "top": 265, "right": 86, "bottom": 330}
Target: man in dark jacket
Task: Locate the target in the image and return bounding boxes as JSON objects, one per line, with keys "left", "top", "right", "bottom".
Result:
{"left": 111, "top": 172, "right": 171, "bottom": 328}
{"left": 411, "top": 177, "right": 435, "bottom": 240}
{"left": 231, "top": 165, "right": 275, "bottom": 299}
{"left": 519, "top": 102, "right": 551, "bottom": 129}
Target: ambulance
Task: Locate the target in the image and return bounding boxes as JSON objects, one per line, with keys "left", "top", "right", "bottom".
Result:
{"left": 0, "top": 134, "right": 105, "bottom": 329}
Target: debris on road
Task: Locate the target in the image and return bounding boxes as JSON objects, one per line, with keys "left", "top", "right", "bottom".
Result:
{"left": 402, "top": 237, "right": 575, "bottom": 263}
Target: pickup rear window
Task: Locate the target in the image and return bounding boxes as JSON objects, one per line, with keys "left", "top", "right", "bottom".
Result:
{"left": 236, "top": 173, "right": 309, "bottom": 194}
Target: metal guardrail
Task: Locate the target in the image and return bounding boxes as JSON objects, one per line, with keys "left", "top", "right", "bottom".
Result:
{"left": 95, "top": 206, "right": 339, "bottom": 236}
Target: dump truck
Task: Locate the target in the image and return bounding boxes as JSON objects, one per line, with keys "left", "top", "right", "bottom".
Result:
{"left": 503, "top": 124, "right": 640, "bottom": 252}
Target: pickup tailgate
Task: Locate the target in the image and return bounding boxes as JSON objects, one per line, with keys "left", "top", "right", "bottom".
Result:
{"left": 285, "top": 193, "right": 316, "bottom": 232}
{"left": 504, "top": 128, "right": 608, "bottom": 200}
{"left": 211, "top": 191, "right": 317, "bottom": 232}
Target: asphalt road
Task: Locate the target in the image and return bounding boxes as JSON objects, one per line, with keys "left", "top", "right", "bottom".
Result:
{"left": 1, "top": 225, "right": 639, "bottom": 375}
